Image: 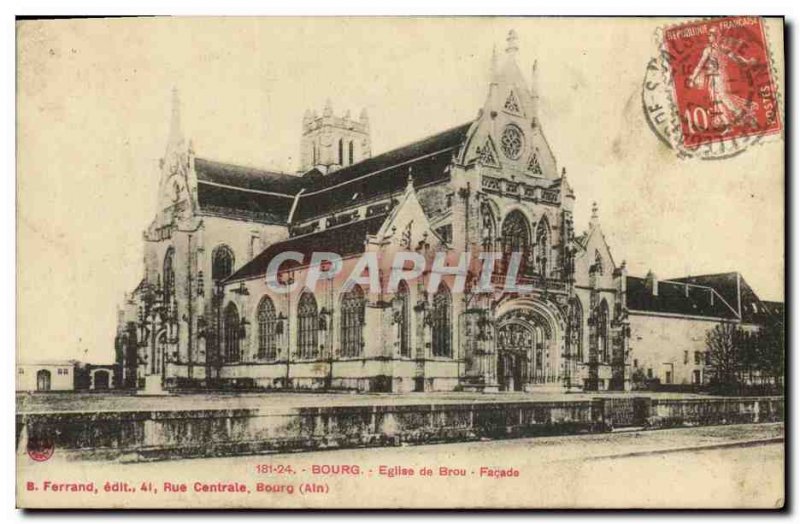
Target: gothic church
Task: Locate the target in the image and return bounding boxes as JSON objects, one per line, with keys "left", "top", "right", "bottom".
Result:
{"left": 115, "top": 31, "right": 776, "bottom": 394}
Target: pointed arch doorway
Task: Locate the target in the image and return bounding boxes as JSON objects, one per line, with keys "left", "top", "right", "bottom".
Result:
{"left": 496, "top": 307, "right": 558, "bottom": 392}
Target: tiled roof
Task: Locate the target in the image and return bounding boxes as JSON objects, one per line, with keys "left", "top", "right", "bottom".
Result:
{"left": 196, "top": 182, "right": 295, "bottom": 225}
{"left": 193, "top": 157, "right": 305, "bottom": 225}
{"left": 626, "top": 276, "right": 739, "bottom": 319}
{"left": 226, "top": 215, "right": 387, "bottom": 283}
{"left": 292, "top": 122, "right": 471, "bottom": 222}
{"left": 761, "top": 300, "right": 785, "bottom": 319}
{"left": 190, "top": 122, "right": 470, "bottom": 226}
{"left": 669, "top": 272, "right": 774, "bottom": 324}
{"left": 195, "top": 157, "right": 305, "bottom": 196}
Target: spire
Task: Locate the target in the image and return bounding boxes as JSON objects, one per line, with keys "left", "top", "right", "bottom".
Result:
{"left": 167, "top": 87, "right": 184, "bottom": 152}
{"left": 590, "top": 201, "right": 599, "bottom": 228}
{"left": 162, "top": 87, "right": 186, "bottom": 171}
{"left": 490, "top": 44, "right": 499, "bottom": 81}
{"left": 531, "top": 60, "right": 539, "bottom": 97}
{"left": 505, "top": 29, "right": 519, "bottom": 55}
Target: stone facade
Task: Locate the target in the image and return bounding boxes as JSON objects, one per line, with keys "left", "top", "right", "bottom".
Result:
{"left": 115, "top": 31, "right": 779, "bottom": 395}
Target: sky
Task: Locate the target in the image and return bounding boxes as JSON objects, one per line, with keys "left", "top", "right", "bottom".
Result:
{"left": 17, "top": 17, "right": 784, "bottom": 364}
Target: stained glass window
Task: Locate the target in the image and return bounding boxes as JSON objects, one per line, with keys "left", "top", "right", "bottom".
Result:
{"left": 297, "top": 291, "right": 319, "bottom": 360}
{"left": 212, "top": 245, "right": 234, "bottom": 282}
{"left": 340, "top": 285, "right": 366, "bottom": 358}
{"left": 257, "top": 296, "right": 277, "bottom": 361}
{"left": 223, "top": 302, "right": 240, "bottom": 363}
{"left": 501, "top": 210, "right": 531, "bottom": 274}
{"left": 397, "top": 281, "right": 410, "bottom": 357}
{"left": 535, "top": 218, "right": 550, "bottom": 276}
{"left": 500, "top": 125, "right": 524, "bottom": 160}
{"left": 431, "top": 283, "right": 452, "bottom": 358}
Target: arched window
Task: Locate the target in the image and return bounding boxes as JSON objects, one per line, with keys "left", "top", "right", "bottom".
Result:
{"left": 348, "top": 140, "right": 354, "bottom": 165}
{"left": 297, "top": 291, "right": 319, "bottom": 360}
{"left": 501, "top": 210, "right": 531, "bottom": 274}
{"left": 397, "top": 281, "right": 411, "bottom": 357}
{"left": 212, "top": 245, "right": 235, "bottom": 282}
{"left": 163, "top": 247, "right": 175, "bottom": 303}
{"left": 596, "top": 299, "right": 609, "bottom": 364}
{"left": 535, "top": 218, "right": 550, "bottom": 277}
{"left": 155, "top": 332, "right": 166, "bottom": 373}
{"left": 594, "top": 250, "right": 604, "bottom": 275}
{"left": 338, "top": 138, "right": 344, "bottom": 166}
{"left": 340, "top": 284, "right": 366, "bottom": 358}
{"left": 481, "top": 203, "right": 496, "bottom": 251}
{"left": 568, "top": 298, "right": 583, "bottom": 363}
{"left": 431, "top": 283, "right": 452, "bottom": 358}
{"left": 223, "top": 302, "right": 241, "bottom": 363}
{"left": 256, "top": 296, "right": 277, "bottom": 361}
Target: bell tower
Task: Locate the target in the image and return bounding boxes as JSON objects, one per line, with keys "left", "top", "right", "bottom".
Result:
{"left": 299, "top": 100, "right": 372, "bottom": 174}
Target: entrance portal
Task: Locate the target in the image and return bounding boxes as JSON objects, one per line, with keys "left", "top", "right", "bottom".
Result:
{"left": 496, "top": 307, "right": 557, "bottom": 392}
{"left": 497, "top": 323, "right": 531, "bottom": 391}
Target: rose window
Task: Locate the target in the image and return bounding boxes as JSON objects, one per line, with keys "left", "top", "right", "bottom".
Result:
{"left": 500, "top": 125, "right": 524, "bottom": 160}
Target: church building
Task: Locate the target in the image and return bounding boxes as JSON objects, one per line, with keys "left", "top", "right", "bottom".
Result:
{"left": 114, "top": 31, "right": 778, "bottom": 394}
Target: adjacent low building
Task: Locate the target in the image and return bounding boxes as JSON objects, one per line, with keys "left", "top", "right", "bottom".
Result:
{"left": 626, "top": 271, "right": 782, "bottom": 387}
{"left": 17, "top": 361, "right": 76, "bottom": 392}
{"left": 16, "top": 361, "right": 120, "bottom": 392}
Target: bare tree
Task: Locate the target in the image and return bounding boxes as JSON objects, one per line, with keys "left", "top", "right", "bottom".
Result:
{"left": 705, "top": 322, "right": 740, "bottom": 390}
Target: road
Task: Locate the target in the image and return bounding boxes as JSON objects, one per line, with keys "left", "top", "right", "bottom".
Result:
{"left": 17, "top": 423, "right": 784, "bottom": 509}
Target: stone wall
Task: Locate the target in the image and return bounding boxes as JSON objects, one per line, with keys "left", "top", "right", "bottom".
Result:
{"left": 16, "top": 396, "right": 783, "bottom": 462}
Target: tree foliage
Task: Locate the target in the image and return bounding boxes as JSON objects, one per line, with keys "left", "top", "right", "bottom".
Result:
{"left": 705, "top": 316, "right": 784, "bottom": 394}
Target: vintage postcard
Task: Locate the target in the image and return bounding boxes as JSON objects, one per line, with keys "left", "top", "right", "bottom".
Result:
{"left": 16, "top": 16, "right": 785, "bottom": 509}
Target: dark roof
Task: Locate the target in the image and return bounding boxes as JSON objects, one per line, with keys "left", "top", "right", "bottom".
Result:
{"left": 196, "top": 183, "right": 294, "bottom": 225}
{"left": 761, "top": 300, "right": 785, "bottom": 319}
{"left": 669, "top": 272, "right": 773, "bottom": 324}
{"left": 189, "top": 122, "right": 470, "bottom": 225}
{"left": 227, "top": 215, "right": 387, "bottom": 282}
{"left": 194, "top": 157, "right": 305, "bottom": 196}
{"left": 292, "top": 122, "right": 471, "bottom": 222}
{"left": 626, "top": 276, "right": 739, "bottom": 319}
{"left": 193, "top": 157, "right": 305, "bottom": 225}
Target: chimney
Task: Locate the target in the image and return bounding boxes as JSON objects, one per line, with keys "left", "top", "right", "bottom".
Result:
{"left": 709, "top": 289, "right": 715, "bottom": 306}
{"left": 645, "top": 270, "right": 658, "bottom": 296}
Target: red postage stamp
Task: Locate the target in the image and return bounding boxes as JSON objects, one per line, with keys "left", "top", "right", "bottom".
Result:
{"left": 663, "top": 16, "right": 781, "bottom": 148}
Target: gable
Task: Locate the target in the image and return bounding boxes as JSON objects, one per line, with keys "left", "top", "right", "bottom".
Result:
{"left": 574, "top": 225, "right": 616, "bottom": 288}
{"left": 374, "top": 182, "right": 442, "bottom": 252}
{"left": 503, "top": 89, "right": 524, "bottom": 116}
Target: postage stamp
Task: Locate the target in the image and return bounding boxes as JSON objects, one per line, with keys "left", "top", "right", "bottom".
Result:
{"left": 663, "top": 16, "right": 782, "bottom": 149}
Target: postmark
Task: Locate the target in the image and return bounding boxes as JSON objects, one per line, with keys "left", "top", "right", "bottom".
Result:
{"left": 643, "top": 17, "right": 782, "bottom": 159}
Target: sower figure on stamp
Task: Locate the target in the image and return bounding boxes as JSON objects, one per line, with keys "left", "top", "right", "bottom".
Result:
{"left": 689, "top": 27, "right": 758, "bottom": 133}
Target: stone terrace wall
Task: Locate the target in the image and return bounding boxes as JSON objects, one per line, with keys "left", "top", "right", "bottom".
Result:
{"left": 16, "top": 396, "right": 783, "bottom": 462}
